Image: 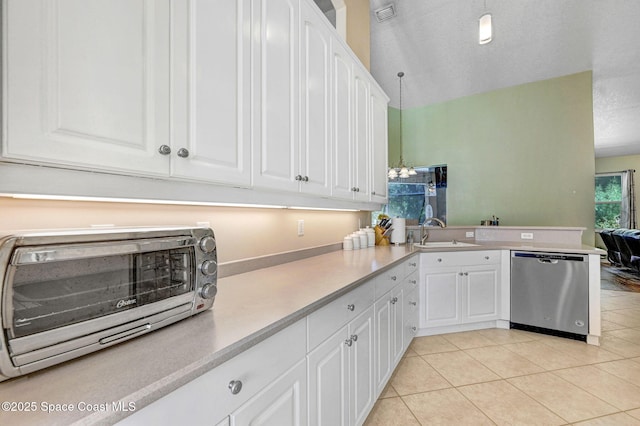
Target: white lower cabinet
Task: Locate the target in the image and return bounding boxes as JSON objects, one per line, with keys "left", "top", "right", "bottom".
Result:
{"left": 402, "top": 275, "right": 419, "bottom": 352}
{"left": 308, "top": 305, "right": 374, "bottom": 426}
{"left": 373, "top": 285, "right": 403, "bottom": 397}
{"left": 116, "top": 320, "right": 307, "bottom": 426}
{"left": 229, "top": 359, "right": 307, "bottom": 426}
{"left": 420, "top": 251, "right": 501, "bottom": 329}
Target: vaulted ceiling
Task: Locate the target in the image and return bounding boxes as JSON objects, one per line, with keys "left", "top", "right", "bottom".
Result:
{"left": 368, "top": 0, "right": 640, "bottom": 158}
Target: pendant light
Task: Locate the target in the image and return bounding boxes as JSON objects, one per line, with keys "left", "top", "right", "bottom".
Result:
{"left": 479, "top": 13, "right": 492, "bottom": 44}
{"left": 388, "top": 71, "right": 416, "bottom": 179}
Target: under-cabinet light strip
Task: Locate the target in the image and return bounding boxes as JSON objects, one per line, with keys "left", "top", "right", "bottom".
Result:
{"left": 0, "top": 193, "right": 360, "bottom": 212}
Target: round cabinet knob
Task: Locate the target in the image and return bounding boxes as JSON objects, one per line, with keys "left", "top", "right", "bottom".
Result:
{"left": 350, "top": 334, "right": 358, "bottom": 342}
{"left": 464, "top": 272, "right": 469, "bottom": 276}
{"left": 371, "top": 191, "right": 376, "bottom": 195}
{"left": 459, "top": 272, "right": 464, "bottom": 276}
{"left": 200, "top": 283, "right": 218, "bottom": 299}
{"left": 200, "top": 260, "right": 217, "bottom": 276}
{"left": 199, "top": 236, "right": 216, "bottom": 253}
{"left": 344, "top": 338, "right": 353, "bottom": 347}
{"left": 356, "top": 187, "right": 360, "bottom": 192}
{"left": 437, "top": 258, "right": 442, "bottom": 263}
{"left": 409, "top": 262, "right": 417, "bottom": 267}
{"left": 485, "top": 256, "right": 490, "bottom": 260}
{"left": 391, "top": 297, "right": 398, "bottom": 304}
{"left": 409, "top": 280, "right": 417, "bottom": 284}
{"left": 158, "top": 145, "right": 171, "bottom": 155}
{"left": 411, "top": 326, "right": 417, "bottom": 332}
{"left": 409, "top": 301, "right": 417, "bottom": 306}
{"left": 295, "top": 175, "right": 303, "bottom": 181}
{"left": 303, "top": 176, "right": 309, "bottom": 182}
{"left": 347, "top": 304, "right": 355, "bottom": 311}
{"left": 229, "top": 380, "right": 243, "bottom": 395}
{"left": 351, "top": 187, "right": 357, "bottom": 192}
{"left": 177, "top": 147, "right": 190, "bottom": 158}
{"left": 391, "top": 276, "right": 397, "bottom": 281}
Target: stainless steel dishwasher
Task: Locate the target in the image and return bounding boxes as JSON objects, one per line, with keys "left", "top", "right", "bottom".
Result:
{"left": 511, "top": 251, "right": 589, "bottom": 340}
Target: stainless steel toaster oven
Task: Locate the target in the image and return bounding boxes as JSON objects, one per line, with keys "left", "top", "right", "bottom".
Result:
{"left": 0, "top": 226, "right": 217, "bottom": 381}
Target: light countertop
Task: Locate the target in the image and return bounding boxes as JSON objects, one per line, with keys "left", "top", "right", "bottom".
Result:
{"left": 0, "top": 239, "right": 602, "bottom": 425}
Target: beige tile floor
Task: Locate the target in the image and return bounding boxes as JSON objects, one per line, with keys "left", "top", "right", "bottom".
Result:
{"left": 365, "top": 288, "right": 640, "bottom": 425}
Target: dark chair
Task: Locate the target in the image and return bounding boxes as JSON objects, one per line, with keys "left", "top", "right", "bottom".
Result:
{"left": 599, "top": 229, "right": 620, "bottom": 266}
{"left": 612, "top": 228, "right": 633, "bottom": 269}
{"left": 624, "top": 230, "right": 640, "bottom": 274}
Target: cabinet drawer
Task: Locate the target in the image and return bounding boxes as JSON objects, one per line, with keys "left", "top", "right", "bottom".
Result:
{"left": 307, "top": 279, "right": 375, "bottom": 351}
{"left": 119, "top": 319, "right": 306, "bottom": 426}
{"left": 404, "top": 256, "right": 419, "bottom": 278}
{"left": 421, "top": 250, "right": 501, "bottom": 268}
{"left": 374, "top": 264, "right": 403, "bottom": 299}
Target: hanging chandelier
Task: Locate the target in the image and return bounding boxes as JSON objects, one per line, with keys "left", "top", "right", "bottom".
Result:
{"left": 388, "top": 71, "right": 416, "bottom": 179}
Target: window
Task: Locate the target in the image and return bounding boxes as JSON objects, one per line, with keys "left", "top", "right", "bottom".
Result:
{"left": 595, "top": 173, "right": 622, "bottom": 229}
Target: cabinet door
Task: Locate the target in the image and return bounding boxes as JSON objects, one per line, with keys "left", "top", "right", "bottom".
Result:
{"left": 403, "top": 287, "right": 419, "bottom": 352}
{"left": 374, "top": 296, "right": 392, "bottom": 397}
{"left": 369, "top": 85, "right": 388, "bottom": 204}
{"left": 308, "top": 326, "right": 349, "bottom": 426}
{"left": 420, "top": 269, "right": 461, "bottom": 327}
{"left": 463, "top": 266, "right": 500, "bottom": 323}
{"left": 390, "top": 286, "right": 404, "bottom": 367}
{"left": 4, "top": 0, "right": 170, "bottom": 175}
{"left": 251, "top": 0, "right": 300, "bottom": 192}
{"left": 330, "top": 39, "right": 354, "bottom": 200}
{"left": 299, "top": 0, "right": 331, "bottom": 196}
{"left": 348, "top": 306, "right": 375, "bottom": 426}
{"left": 170, "top": 0, "right": 251, "bottom": 186}
{"left": 352, "top": 67, "right": 370, "bottom": 202}
{"left": 230, "top": 359, "right": 307, "bottom": 426}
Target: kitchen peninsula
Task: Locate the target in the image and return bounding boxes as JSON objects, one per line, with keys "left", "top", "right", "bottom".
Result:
{"left": 0, "top": 226, "right": 603, "bottom": 425}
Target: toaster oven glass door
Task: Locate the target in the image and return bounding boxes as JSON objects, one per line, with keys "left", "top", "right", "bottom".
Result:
{"left": 8, "top": 242, "right": 195, "bottom": 338}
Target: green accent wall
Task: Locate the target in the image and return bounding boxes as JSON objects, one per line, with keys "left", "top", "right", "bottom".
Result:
{"left": 389, "top": 71, "right": 596, "bottom": 244}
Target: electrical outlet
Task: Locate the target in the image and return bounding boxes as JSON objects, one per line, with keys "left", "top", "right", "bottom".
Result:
{"left": 297, "top": 219, "right": 304, "bottom": 236}
{"left": 465, "top": 231, "right": 474, "bottom": 238}
{"left": 521, "top": 232, "right": 534, "bottom": 240}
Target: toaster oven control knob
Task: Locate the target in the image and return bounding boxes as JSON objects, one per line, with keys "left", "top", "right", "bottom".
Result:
{"left": 200, "top": 260, "right": 217, "bottom": 276}
{"left": 200, "top": 283, "right": 218, "bottom": 300}
{"left": 199, "top": 236, "right": 216, "bottom": 253}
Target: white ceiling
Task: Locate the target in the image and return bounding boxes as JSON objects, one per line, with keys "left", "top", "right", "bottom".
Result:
{"left": 369, "top": 0, "right": 640, "bottom": 158}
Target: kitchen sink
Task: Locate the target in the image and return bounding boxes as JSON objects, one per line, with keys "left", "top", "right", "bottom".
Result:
{"left": 414, "top": 241, "right": 479, "bottom": 248}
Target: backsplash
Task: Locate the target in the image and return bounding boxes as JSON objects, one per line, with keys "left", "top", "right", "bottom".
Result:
{"left": 0, "top": 198, "right": 370, "bottom": 264}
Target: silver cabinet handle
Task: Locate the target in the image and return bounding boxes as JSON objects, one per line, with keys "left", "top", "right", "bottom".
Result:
{"left": 391, "top": 297, "right": 398, "bottom": 304}
{"left": 295, "top": 175, "right": 303, "bottom": 181}
{"left": 177, "top": 147, "right": 189, "bottom": 158}
{"left": 371, "top": 191, "right": 376, "bottom": 195}
{"left": 409, "top": 301, "right": 417, "bottom": 306}
{"left": 345, "top": 338, "right": 353, "bottom": 347}
{"left": 347, "top": 304, "right": 355, "bottom": 311}
{"left": 409, "top": 262, "right": 417, "bottom": 267}
{"left": 351, "top": 187, "right": 357, "bottom": 192}
{"left": 409, "top": 280, "right": 417, "bottom": 284}
{"left": 229, "top": 380, "right": 243, "bottom": 395}
{"left": 350, "top": 334, "right": 358, "bottom": 342}
{"left": 158, "top": 145, "right": 171, "bottom": 155}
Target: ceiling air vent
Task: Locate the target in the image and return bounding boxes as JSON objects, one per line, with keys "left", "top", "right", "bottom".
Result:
{"left": 375, "top": 4, "right": 396, "bottom": 22}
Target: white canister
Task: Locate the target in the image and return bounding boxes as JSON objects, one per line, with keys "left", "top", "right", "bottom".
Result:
{"left": 351, "top": 233, "right": 361, "bottom": 249}
{"left": 343, "top": 236, "right": 354, "bottom": 250}
{"left": 365, "top": 227, "right": 375, "bottom": 247}
{"left": 357, "top": 231, "right": 368, "bottom": 248}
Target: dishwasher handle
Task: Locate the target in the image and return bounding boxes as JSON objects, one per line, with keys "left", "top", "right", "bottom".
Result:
{"left": 512, "top": 251, "right": 587, "bottom": 262}
{"left": 538, "top": 258, "right": 559, "bottom": 264}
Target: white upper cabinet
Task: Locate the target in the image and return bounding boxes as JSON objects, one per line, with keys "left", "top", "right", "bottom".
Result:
{"left": 370, "top": 84, "right": 389, "bottom": 203}
{"left": 170, "top": 0, "right": 251, "bottom": 186}
{"left": 299, "top": 0, "right": 332, "bottom": 196}
{"left": 3, "top": 0, "right": 171, "bottom": 175}
{"left": 330, "top": 39, "right": 355, "bottom": 200}
{"left": 352, "top": 67, "right": 371, "bottom": 202}
{"left": 250, "top": 0, "right": 300, "bottom": 192}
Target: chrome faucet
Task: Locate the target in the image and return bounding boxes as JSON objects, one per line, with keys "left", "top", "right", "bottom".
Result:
{"left": 420, "top": 218, "right": 446, "bottom": 244}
